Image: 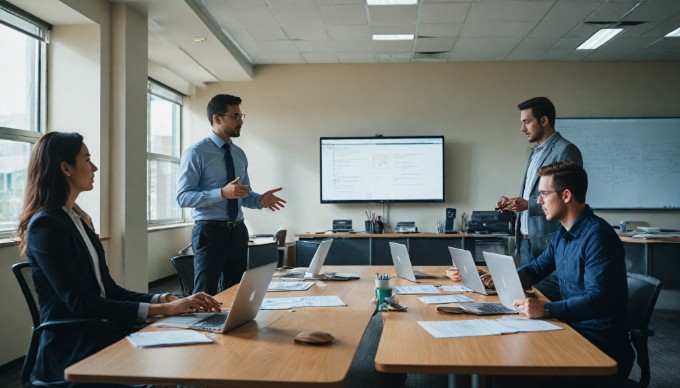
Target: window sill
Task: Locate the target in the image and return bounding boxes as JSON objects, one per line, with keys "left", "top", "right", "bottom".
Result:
{"left": 148, "top": 222, "right": 193, "bottom": 232}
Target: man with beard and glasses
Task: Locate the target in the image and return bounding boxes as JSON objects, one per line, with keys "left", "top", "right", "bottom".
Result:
{"left": 177, "top": 94, "right": 286, "bottom": 295}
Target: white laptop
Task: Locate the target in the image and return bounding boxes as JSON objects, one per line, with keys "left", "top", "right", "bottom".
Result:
{"left": 389, "top": 242, "right": 436, "bottom": 283}
{"left": 457, "top": 252, "right": 524, "bottom": 315}
{"left": 448, "top": 247, "right": 496, "bottom": 295}
{"left": 156, "top": 262, "right": 276, "bottom": 333}
{"left": 281, "top": 240, "right": 359, "bottom": 280}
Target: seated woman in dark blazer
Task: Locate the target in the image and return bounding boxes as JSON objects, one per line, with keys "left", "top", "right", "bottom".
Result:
{"left": 17, "top": 132, "right": 221, "bottom": 385}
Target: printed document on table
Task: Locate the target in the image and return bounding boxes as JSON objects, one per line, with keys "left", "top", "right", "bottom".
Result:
{"left": 440, "top": 285, "right": 472, "bottom": 293}
{"left": 394, "top": 285, "right": 440, "bottom": 294}
{"left": 419, "top": 294, "right": 474, "bottom": 304}
{"left": 418, "top": 318, "right": 563, "bottom": 339}
{"left": 261, "top": 296, "right": 346, "bottom": 310}
{"left": 126, "top": 330, "right": 213, "bottom": 348}
{"left": 268, "top": 281, "right": 314, "bottom": 291}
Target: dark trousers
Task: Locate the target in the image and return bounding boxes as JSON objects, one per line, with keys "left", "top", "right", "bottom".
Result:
{"left": 192, "top": 221, "right": 249, "bottom": 295}
{"left": 518, "top": 236, "right": 561, "bottom": 301}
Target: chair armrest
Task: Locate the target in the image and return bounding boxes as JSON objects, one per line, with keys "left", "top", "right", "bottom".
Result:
{"left": 631, "top": 328, "right": 655, "bottom": 338}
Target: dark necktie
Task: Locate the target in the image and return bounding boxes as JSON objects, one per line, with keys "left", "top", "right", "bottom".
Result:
{"left": 224, "top": 142, "right": 238, "bottom": 221}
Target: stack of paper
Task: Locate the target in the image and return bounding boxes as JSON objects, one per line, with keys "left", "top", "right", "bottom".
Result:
{"left": 126, "top": 330, "right": 213, "bottom": 348}
{"left": 418, "top": 318, "right": 562, "bottom": 339}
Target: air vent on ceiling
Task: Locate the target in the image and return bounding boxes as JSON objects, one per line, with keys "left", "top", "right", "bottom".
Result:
{"left": 413, "top": 51, "right": 449, "bottom": 61}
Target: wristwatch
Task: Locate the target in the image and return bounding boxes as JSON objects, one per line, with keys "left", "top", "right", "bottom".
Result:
{"left": 543, "top": 304, "right": 550, "bottom": 317}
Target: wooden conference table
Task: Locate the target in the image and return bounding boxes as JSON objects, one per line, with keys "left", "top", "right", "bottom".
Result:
{"left": 375, "top": 269, "right": 617, "bottom": 385}
{"left": 65, "top": 266, "right": 615, "bottom": 386}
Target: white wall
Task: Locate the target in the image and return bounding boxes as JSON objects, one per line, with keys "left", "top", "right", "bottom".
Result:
{"left": 186, "top": 62, "right": 680, "bottom": 238}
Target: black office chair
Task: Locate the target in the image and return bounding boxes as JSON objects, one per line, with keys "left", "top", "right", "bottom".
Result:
{"left": 170, "top": 255, "right": 195, "bottom": 297}
{"left": 625, "top": 272, "right": 663, "bottom": 388}
{"left": 12, "top": 262, "right": 102, "bottom": 387}
{"left": 247, "top": 241, "right": 279, "bottom": 269}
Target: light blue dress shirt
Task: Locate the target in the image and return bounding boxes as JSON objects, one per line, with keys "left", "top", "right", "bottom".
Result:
{"left": 177, "top": 131, "right": 262, "bottom": 221}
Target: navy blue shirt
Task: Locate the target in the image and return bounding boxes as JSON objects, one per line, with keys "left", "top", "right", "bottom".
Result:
{"left": 518, "top": 205, "right": 629, "bottom": 336}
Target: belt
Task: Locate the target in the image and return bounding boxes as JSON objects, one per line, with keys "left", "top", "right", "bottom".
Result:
{"left": 197, "top": 219, "right": 244, "bottom": 229}
{"left": 522, "top": 234, "right": 530, "bottom": 240}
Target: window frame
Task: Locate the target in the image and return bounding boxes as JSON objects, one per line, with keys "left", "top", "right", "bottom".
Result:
{"left": 146, "top": 79, "right": 184, "bottom": 226}
{"left": 0, "top": 3, "right": 49, "bottom": 239}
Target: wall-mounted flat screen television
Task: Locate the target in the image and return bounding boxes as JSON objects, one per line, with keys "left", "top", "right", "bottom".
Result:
{"left": 320, "top": 136, "right": 445, "bottom": 203}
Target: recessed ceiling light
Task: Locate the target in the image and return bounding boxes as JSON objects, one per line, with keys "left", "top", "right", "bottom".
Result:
{"left": 192, "top": 37, "right": 206, "bottom": 43}
{"left": 666, "top": 27, "right": 680, "bottom": 38}
{"left": 372, "top": 34, "right": 415, "bottom": 41}
{"left": 367, "top": 0, "right": 418, "bottom": 5}
{"left": 576, "top": 28, "right": 623, "bottom": 50}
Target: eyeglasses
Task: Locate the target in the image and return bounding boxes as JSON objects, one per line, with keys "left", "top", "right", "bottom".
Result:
{"left": 218, "top": 113, "right": 246, "bottom": 121}
{"left": 537, "top": 189, "right": 564, "bottom": 199}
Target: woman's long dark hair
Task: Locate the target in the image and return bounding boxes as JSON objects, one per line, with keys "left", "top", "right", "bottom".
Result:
{"left": 17, "top": 132, "right": 84, "bottom": 254}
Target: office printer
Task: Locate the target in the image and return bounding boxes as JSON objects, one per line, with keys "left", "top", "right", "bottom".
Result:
{"left": 465, "top": 211, "right": 515, "bottom": 234}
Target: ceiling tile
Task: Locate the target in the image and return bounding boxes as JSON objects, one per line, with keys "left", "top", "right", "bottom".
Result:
{"left": 605, "top": 36, "right": 662, "bottom": 50}
{"left": 372, "top": 40, "right": 415, "bottom": 52}
{"left": 449, "top": 49, "right": 511, "bottom": 61}
{"left": 417, "top": 23, "right": 463, "bottom": 38}
{"left": 257, "top": 40, "right": 300, "bottom": 52}
{"left": 543, "top": 1, "right": 599, "bottom": 22}
{"left": 245, "top": 26, "right": 287, "bottom": 40}
{"left": 414, "top": 37, "right": 455, "bottom": 52}
{"left": 459, "top": 21, "right": 538, "bottom": 38}
{"left": 227, "top": 6, "right": 279, "bottom": 26}
{"left": 319, "top": 5, "right": 367, "bottom": 25}
{"left": 529, "top": 20, "right": 581, "bottom": 38}
{"left": 453, "top": 37, "right": 523, "bottom": 51}
{"left": 587, "top": 2, "right": 636, "bottom": 22}
{"left": 301, "top": 52, "right": 339, "bottom": 63}
{"left": 337, "top": 52, "right": 378, "bottom": 63}
{"left": 624, "top": 1, "right": 680, "bottom": 22}
{"left": 271, "top": 5, "right": 325, "bottom": 27}
{"left": 327, "top": 24, "right": 371, "bottom": 40}
{"left": 372, "top": 24, "right": 417, "bottom": 34}
{"left": 283, "top": 25, "right": 330, "bottom": 40}
{"left": 332, "top": 40, "right": 375, "bottom": 52}
{"left": 514, "top": 37, "right": 559, "bottom": 50}
{"left": 367, "top": 5, "right": 418, "bottom": 25}
{"left": 467, "top": 1, "right": 554, "bottom": 23}
{"left": 294, "top": 40, "right": 336, "bottom": 51}
{"left": 419, "top": 3, "right": 470, "bottom": 24}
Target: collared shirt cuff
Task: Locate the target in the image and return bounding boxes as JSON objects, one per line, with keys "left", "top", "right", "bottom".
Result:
{"left": 137, "top": 302, "right": 150, "bottom": 322}
{"left": 210, "top": 188, "right": 223, "bottom": 199}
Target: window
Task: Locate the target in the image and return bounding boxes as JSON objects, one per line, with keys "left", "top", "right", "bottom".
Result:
{"left": 147, "top": 79, "right": 183, "bottom": 225}
{"left": 0, "top": 4, "right": 49, "bottom": 239}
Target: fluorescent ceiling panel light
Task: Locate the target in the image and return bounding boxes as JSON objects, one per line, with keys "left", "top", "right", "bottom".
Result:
{"left": 372, "top": 34, "right": 415, "bottom": 41}
{"left": 367, "top": 0, "right": 418, "bottom": 5}
{"left": 577, "top": 28, "right": 623, "bottom": 50}
{"left": 665, "top": 27, "right": 680, "bottom": 38}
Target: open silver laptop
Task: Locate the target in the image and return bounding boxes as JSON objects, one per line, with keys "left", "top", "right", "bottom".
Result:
{"left": 281, "top": 241, "right": 359, "bottom": 280}
{"left": 448, "top": 247, "right": 496, "bottom": 295}
{"left": 457, "top": 252, "right": 524, "bottom": 315}
{"left": 389, "top": 242, "right": 435, "bottom": 282}
{"left": 156, "top": 262, "right": 276, "bottom": 333}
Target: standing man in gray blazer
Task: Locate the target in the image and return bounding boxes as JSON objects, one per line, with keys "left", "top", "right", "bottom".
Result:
{"left": 496, "top": 97, "right": 582, "bottom": 301}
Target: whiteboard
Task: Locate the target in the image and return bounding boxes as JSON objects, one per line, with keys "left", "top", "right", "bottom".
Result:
{"left": 557, "top": 118, "right": 680, "bottom": 209}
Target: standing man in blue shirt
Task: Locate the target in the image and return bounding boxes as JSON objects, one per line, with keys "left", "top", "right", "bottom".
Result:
{"left": 177, "top": 94, "right": 286, "bottom": 295}
{"left": 488, "top": 161, "right": 633, "bottom": 387}
{"left": 496, "top": 97, "right": 582, "bottom": 301}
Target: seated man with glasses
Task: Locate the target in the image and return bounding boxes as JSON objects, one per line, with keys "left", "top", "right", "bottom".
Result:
{"left": 485, "top": 161, "right": 634, "bottom": 387}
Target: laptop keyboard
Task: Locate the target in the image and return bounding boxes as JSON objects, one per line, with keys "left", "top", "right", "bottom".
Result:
{"left": 281, "top": 272, "right": 304, "bottom": 279}
{"left": 194, "top": 313, "right": 228, "bottom": 331}
{"left": 473, "top": 303, "right": 516, "bottom": 314}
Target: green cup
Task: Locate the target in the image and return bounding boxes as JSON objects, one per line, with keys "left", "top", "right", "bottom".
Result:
{"left": 376, "top": 287, "right": 393, "bottom": 305}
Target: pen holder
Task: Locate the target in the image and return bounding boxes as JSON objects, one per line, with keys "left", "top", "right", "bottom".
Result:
{"left": 365, "top": 220, "right": 374, "bottom": 233}
{"left": 375, "top": 278, "right": 390, "bottom": 289}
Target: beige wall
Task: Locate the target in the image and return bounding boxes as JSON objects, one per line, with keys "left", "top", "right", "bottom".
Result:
{"left": 188, "top": 62, "right": 680, "bottom": 238}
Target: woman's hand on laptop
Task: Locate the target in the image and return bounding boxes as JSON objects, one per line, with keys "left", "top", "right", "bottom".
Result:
{"left": 150, "top": 292, "right": 222, "bottom": 317}
{"left": 445, "top": 267, "right": 461, "bottom": 282}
